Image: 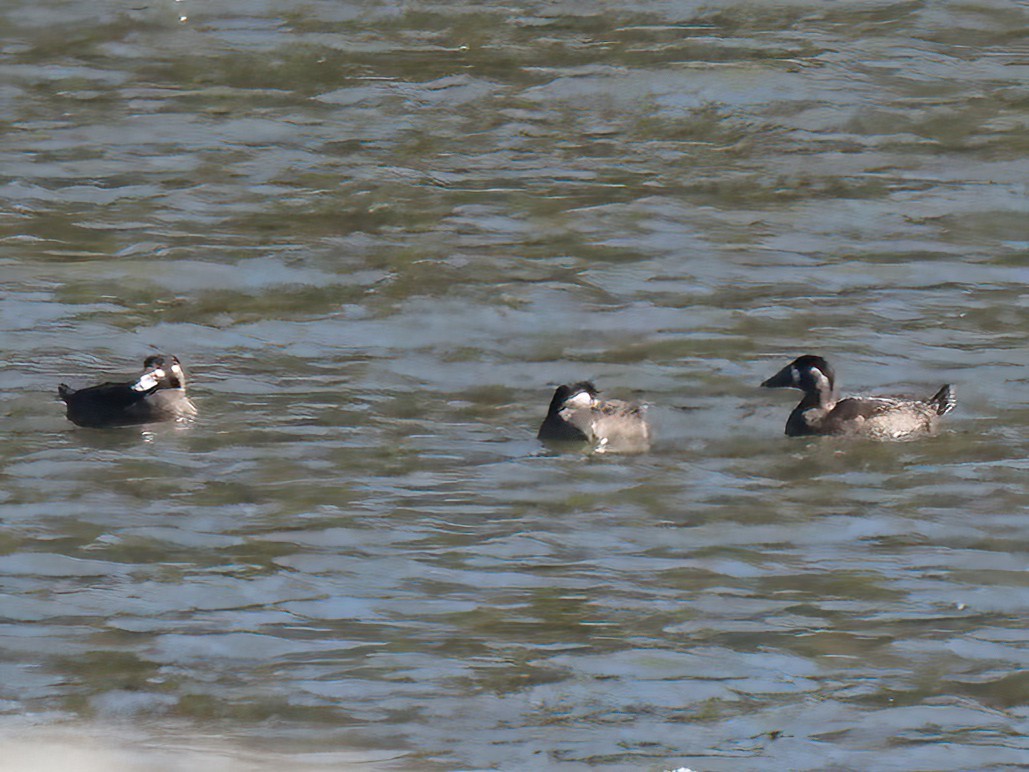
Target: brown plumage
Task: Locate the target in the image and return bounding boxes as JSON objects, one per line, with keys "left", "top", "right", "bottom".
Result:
{"left": 761, "top": 355, "right": 955, "bottom": 440}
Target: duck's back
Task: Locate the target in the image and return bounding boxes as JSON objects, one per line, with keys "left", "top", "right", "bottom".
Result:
{"left": 59, "top": 382, "right": 149, "bottom": 428}
{"left": 590, "top": 399, "right": 650, "bottom": 453}
{"left": 825, "top": 396, "right": 941, "bottom": 439}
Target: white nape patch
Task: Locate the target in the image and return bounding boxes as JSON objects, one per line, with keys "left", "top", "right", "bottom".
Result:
{"left": 132, "top": 369, "right": 165, "bottom": 392}
{"left": 171, "top": 364, "right": 184, "bottom": 376}
{"left": 564, "top": 391, "right": 594, "bottom": 409}
{"left": 810, "top": 368, "right": 831, "bottom": 392}
{"left": 790, "top": 366, "right": 801, "bottom": 386}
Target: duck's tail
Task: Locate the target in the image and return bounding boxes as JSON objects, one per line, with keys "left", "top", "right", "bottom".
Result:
{"left": 58, "top": 384, "right": 73, "bottom": 403}
{"left": 928, "top": 384, "right": 956, "bottom": 416}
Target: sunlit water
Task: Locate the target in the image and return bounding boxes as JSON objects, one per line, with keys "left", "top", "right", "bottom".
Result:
{"left": 1, "top": 1, "right": 1027, "bottom": 769}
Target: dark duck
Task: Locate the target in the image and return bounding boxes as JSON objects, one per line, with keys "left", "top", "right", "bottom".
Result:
{"left": 538, "top": 381, "right": 651, "bottom": 453}
{"left": 58, "top": 354, "right": 197, "bottom": 428}
{"left": 761, "top": 355, "right": 955, "bottom": 440}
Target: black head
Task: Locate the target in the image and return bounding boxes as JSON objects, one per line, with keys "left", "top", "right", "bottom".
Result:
{"left": 761, "top": 355, "right": 835, "bottom": 393}
{"left": 547, "top": 381, "right": 599, "bottom": 415}
{"left": 137, "top": 354, "right": 187, "bottom": 390}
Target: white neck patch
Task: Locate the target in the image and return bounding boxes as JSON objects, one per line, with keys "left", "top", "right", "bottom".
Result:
{"left": 810, "top": 367, "right": 831, "bottom": 393}
{"left": 564, "top": 391, "right": 595, "bottom": 409}
{"left": 132, "top": 369, "right": 165, "bottom": 392}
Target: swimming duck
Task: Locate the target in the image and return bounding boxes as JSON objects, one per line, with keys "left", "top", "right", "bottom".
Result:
{"left": 761, "top": 355, "right": 955, "bottom": 439}
{"left": 58, "top": 354, "right": 197, "bottom": 428}
{"left": 538, "top": 381, "right": 651, "bottom": 453}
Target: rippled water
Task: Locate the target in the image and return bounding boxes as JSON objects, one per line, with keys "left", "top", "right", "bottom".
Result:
{"left": 1, "top": 1, "right": 1027, "bottom": 769}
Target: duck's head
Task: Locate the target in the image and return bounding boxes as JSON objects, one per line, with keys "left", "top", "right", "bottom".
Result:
{"left": 133, "top": 354, "right": 187, "bottom": 392}
{"left": 761, "top": 355, "right": 835, "bottom": 394}
{"left": 548, "top": 381, "right": 599, "bottom": 415}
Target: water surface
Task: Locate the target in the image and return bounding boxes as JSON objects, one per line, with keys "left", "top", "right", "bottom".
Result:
{"left": 1, "top": 1, "right": 1027, "bottom": 769}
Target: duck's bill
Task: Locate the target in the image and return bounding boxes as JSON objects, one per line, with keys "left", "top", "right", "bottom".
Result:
{"left": 761, "top": 364, "right": 794, "bottom": 389}
{"left": 132, "top": 368, "right": 166, "bottom": 392}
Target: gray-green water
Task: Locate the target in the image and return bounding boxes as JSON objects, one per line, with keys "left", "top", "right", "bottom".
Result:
{"left": 1, "top": 1, "right": 1027, "bottom": 769}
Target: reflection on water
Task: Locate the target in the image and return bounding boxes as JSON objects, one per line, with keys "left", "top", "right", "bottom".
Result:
{"left": 1, "top": 0, "right": 1026, "bottom": 769}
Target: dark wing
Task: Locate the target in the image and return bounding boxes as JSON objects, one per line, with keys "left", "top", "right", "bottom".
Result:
{"left": 927, "top": 385, "right": 956, "bottom": 416}
{"left": 830, "top": 397, "right": 902, "bottom": 422}
{"left": 60, "top": 381, "right": 153, "bottom": 427}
